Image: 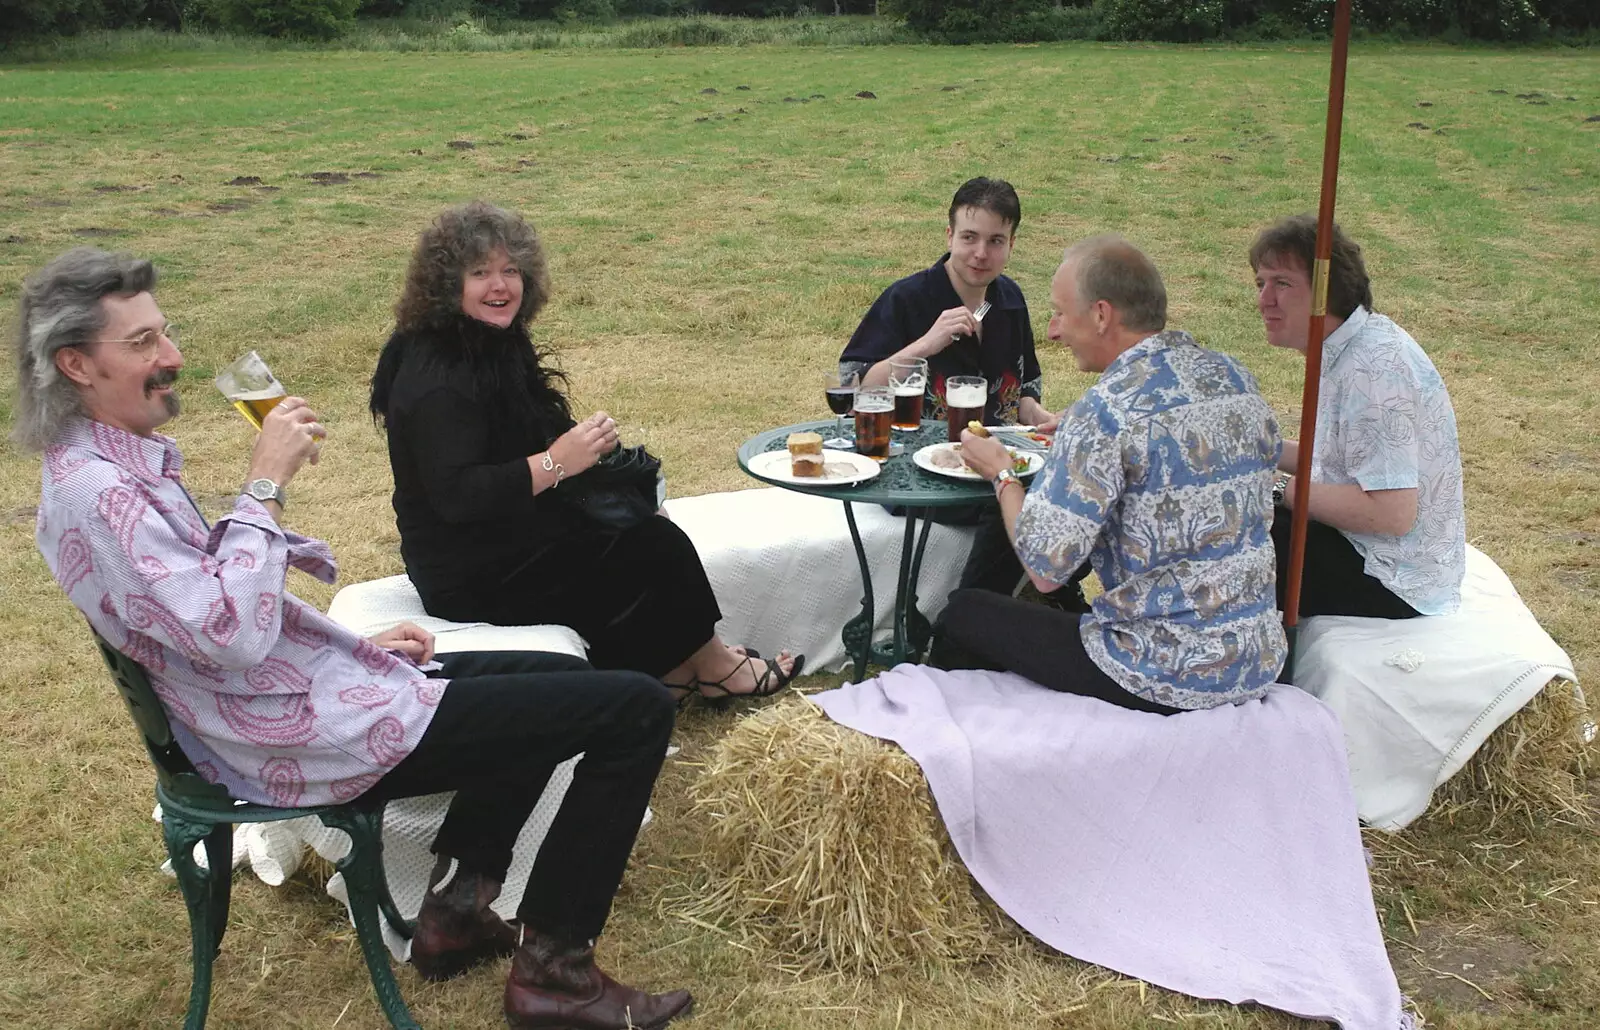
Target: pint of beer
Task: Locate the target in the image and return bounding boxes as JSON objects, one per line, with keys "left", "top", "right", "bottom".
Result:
{"left": 854, "top": 387, "right": 894, "bottom": 461}
{"left": 945, "top": 375, "right": 987, "bottom": 443}
{"left": 214, "top": 351, "right": 286, "bottom": 430}
{"left": 889, "top": 358, "right": 928, "bottom": 432}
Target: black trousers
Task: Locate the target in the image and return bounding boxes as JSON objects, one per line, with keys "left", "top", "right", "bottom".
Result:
{"left": 930, "top": 587, "right": 1183, "bottom": 716}
{"left": 423, "top": 516, "right": 722, "bottom": 678}
{"left": 901, "top": 503, "right": 1028, "bottom": 597}
{"left": 1271, "top": 505, "right": 1421, "bottom": 620}
{"left": 363, "top": 651, "right": 675, "bottom": 942}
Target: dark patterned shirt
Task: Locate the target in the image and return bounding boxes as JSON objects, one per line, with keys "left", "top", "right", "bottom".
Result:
{"left": 840, "top": 255, "right": 1042, "bottom": 425}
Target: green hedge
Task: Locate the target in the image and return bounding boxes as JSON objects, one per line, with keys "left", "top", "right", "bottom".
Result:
{"left": 3, "top": 0, "right": 1595, "bottom": 44}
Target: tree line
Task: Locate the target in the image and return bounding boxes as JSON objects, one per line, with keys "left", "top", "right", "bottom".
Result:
{"left": 3, "top": 0, "right": 1596, "bottom": 46}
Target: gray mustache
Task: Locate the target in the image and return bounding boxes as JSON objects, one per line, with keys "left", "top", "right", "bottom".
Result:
{"left": 145, "top": 369, "right": 179, "bottom": 393}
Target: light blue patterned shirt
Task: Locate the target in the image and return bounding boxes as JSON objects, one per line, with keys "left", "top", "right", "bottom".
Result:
{"left": 1015, "top": 331, "right": 1287, "bottom": 709}
{"left": 1310, "top": 307, "right": 1465, "bottom": 615}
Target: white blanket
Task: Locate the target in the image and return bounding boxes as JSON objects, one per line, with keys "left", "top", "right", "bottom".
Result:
{"left": 665, "top": 488, "right": 977, "bottom": 672}
{"left": 1294, "top": 545, "right": 1582, "bottom": 830}
{"left": 816, "top": 667, "right": 1413, "bottom": 1030}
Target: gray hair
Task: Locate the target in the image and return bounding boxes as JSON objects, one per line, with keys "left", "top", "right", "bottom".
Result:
{"left": 1061, "top": 235, "right": 1167, "bottom": 334}
{"left": 11, "top": 248, "right": 157, "bottom": 451}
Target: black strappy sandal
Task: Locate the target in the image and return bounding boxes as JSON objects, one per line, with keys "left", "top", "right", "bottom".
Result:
{"left": 695, "top": 653, "right": 806, "bottom": 708}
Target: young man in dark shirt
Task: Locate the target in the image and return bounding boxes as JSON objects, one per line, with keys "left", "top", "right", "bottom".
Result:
{"left": 840, "top": 177, "right": 1056, "bottom": 431}
{"left": 839, "top": 177, "right": 1062, "bottom": 599}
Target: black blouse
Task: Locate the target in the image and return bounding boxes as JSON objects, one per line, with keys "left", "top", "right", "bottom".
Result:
{"left": 377, "top": 318, "right": 581, "bottom": 603}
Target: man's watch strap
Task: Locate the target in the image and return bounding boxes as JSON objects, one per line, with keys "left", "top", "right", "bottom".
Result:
{"left": 993, "top": 468, "right": 1022, "bottom": 495}
{"left": 243, "top": 477, "right": 288, "bottom": 508}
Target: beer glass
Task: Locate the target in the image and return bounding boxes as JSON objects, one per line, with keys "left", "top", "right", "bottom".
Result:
{"left": 854, "top": 386, "right": 894, "bottom": 461}
{"left": 823, "top": 369, "right": 859, "bottom": 449}
{"left": 944, "top": 375, "right": 988, "bottom": 443}
{"left": 214, "top": 351, "right": 286, "bottom": 430}
{"left": 889, "top": 358, "right": 928, "bottom": 432}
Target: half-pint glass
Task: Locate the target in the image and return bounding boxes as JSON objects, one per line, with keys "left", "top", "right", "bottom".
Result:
{"left": 854, "top": 386, "right": 894, "bottom": 461}
{"left": 214, "top": 351, "right": 286, "bottom": 430}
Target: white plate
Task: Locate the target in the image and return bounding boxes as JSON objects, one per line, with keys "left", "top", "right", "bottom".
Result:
{"left": 912, "top": 442, "right": 1045, "bottom": 482}
{"left": 748, "top": 448, "right": 883, "bottom": 486}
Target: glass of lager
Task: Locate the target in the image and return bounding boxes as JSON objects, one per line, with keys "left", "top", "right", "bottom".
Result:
{"left": 214, "top": 351, "right": 287, "bottom": 430}
{"left": 889, "top": 358, "right": 928, "bottom": 432}
{"left": 853, "top": 386, "right": 894, "bottom": 461}
{"left": 944, "top": 375, "right": 987, "bottom": 443}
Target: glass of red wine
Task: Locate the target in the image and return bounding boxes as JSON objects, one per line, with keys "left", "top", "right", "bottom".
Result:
{"left": 823, "top": 369, "right": 859, "bottom": 449}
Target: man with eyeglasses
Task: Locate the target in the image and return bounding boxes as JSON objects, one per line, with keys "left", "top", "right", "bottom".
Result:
{"left": 14, "top": 248, "right": 693, "bottom": 1029}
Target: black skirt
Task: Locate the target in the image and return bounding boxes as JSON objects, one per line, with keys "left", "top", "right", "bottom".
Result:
{"left": 417, "top": 515, "right": 722, "bottom": 678}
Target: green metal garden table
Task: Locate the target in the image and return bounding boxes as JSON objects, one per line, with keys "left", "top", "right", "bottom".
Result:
{"left": 737, "top": 418, "right": 995, "bottom": 683}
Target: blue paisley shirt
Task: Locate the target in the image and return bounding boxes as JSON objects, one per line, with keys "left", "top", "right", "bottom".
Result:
{"left": 1015, "top": 331, "right": 1287, "bottom": 709}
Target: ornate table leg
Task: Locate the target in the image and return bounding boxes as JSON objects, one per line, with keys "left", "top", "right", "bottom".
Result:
{"left": 889, "top": 509, "right": 920, "bottom": 664}
{"left": 840, "top": 501, "right": 875, "bottom": 683}
{"left": 902, "top": 512, "right": 937, "bottom": 660}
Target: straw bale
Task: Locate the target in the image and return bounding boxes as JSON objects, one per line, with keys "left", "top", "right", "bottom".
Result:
{"left": 1432, "top": 677, "right": 1594, "bottom": 827}
{"left": 673, "top": 694, "right": 995, "bottom": 975}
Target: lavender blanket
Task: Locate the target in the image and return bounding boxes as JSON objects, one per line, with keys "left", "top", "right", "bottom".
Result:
{"left": 813, "top": 665, "right": 1411, "bottom": 1030}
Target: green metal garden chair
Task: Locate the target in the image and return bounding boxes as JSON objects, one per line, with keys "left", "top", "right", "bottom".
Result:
{"left": 89, "top": 629, "right": 422, "bottom": 1030}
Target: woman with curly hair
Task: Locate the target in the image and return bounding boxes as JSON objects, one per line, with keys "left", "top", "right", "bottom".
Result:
{"left": 371, "top": 201, "right": 801, "bottom": 701}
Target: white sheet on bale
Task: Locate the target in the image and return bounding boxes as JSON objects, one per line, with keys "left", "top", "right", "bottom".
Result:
{"left": 1294, "top": 544, "right": 1583, "bottom": 830}
{"left": 665, "top": 487, "right": 977, "bottom": 672}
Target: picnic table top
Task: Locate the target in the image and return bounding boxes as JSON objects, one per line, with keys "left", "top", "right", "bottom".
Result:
{"left": 736, "top": 418, "right": 1001, "bottom": 509}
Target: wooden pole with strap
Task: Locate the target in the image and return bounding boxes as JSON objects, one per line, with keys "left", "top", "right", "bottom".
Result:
{"left": 1281, "top": 0, "right": 1354, "bottom": 683}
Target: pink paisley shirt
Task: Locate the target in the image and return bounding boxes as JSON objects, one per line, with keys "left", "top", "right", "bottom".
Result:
{"left": 36, "top": 418, "right": 440, "bottom": 808}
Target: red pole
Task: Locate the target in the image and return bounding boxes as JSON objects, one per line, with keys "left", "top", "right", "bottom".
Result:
{"left": 1282, "top": 0, "right": 1354, "bottom": 681}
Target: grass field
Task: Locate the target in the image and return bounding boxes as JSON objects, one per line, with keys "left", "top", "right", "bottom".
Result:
{"left": 1, "top": 38, "right": 1597, "bottom": 1030}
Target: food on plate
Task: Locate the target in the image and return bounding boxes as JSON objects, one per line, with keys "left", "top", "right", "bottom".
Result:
{"left": 966, "top": 421, "right": 991, "bottom": 438}
{"left": 787, "top": 431, "right": 825, "bottom": 478}
{"left": 927, "top": 443, "right": 1033, "bottom": 476}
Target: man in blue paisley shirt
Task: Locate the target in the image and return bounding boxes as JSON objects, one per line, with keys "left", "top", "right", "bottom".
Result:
{"left": 933, "top": 236, "right": 1287, "bottom": 713}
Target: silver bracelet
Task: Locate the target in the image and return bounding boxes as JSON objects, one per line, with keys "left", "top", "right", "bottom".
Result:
{"left": 540, "top": 451, "right": 565, "bottom": 487}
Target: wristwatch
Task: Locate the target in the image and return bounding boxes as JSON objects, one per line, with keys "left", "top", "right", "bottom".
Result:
{"left": 243, "top": 477, "right": 288, "bottom": 508}
{"left": 993, "top": 468, "right": 1021, "bottom": 496}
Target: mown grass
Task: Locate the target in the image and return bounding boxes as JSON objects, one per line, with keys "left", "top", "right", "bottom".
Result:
{"left": 1, "top": 40, "right": 1597, "bottom": 1030}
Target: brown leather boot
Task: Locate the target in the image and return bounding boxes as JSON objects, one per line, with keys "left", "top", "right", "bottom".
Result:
{"left": 409, "top": 856, "right": 520, "bottom": 982}
{"left": 504, "top": 927, "right": 693, "bottom": 1030}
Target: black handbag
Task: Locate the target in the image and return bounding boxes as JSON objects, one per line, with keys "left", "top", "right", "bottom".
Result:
{"left": 559, "top": 445, "right": 663, "bottom": 533}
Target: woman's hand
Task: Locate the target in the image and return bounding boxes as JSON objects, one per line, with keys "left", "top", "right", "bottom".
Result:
{"left": 958, "top": 428, "right": 1012, "bottom": 482}
{"left": 549, "top": 411, "right": 619, "bottom": 478}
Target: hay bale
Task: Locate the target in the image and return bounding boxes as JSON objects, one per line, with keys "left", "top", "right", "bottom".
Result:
{"left": 1433, "top": 677, "right": 1595, "bottom": 826}
{"left": 674, "top": 694, "right": 995, "bottom": 975}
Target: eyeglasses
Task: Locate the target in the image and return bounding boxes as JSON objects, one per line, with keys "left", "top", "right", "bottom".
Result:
{"left": 98, "top": 323, "right": 178, "bottom": 354}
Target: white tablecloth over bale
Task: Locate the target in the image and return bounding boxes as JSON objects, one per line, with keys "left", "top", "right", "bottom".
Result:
{"left": 664, "top": 487, "right": 978, "bottom": 672}
{"left": 1293, "top": 544, "right": 1584, "bottom": 830}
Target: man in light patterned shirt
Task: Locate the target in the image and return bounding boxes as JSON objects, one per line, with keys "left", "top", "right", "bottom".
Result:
{"left": 15, "top": 248, "right": 692, "bottom": 1030}
{"left": 933, "top": 236, "right": 1287, "bottom": 712}
{"left": 1251, "top": 215, "right": 1465, "bottom": 618}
